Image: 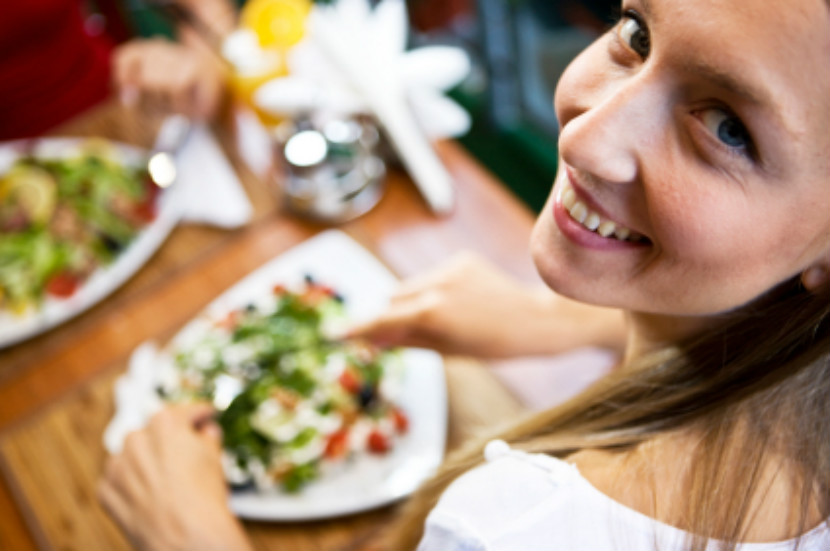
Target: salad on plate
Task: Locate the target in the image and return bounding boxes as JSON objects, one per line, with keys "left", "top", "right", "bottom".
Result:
{"left": 0, "top": 142, "right": 160, "bottom": 315}
{"left": 158, "top": 277, "right": 409, "bottom": 493}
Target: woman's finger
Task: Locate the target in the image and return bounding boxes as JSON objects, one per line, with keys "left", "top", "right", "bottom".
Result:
{"left": 97, "top": 478, "right": 137, "bottom": 535}
{"left": 174, "top": 401, "right": 218, "bottom": 425}
{"left": 197, "top": 421, "right": 224, "bottom": 450}
{"left": 112, "top": 45, "right": 143, "bottom": 107}
{"left": 165, "top": 55, "right": 199, "bottom": 117}
{"left": 347, "top": 295, "right": 439, "bottom": 346}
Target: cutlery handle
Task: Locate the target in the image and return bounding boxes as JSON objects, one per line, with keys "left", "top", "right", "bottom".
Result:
{"left": 148, "top": 115, "right": 192, "bottom": 188}
{"left": 153, "top": 115, "right": 192, "bottom": 154}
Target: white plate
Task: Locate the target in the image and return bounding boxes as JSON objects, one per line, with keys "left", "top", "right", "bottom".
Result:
{"left": 105, "top": 230, "right": 447, "bottom": 521}
{"left": 0, "top": 138, "right": 183, "bottom": 349}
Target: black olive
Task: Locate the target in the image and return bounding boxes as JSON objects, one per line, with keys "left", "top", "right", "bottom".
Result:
{"left": 229, "top": 479, "right": 256, "bottom": 493}
{"left": 304, "top": 273, "right": 315, "bottom": 285}
{"left": 357, "top": 385, "right": 377, "bottom": 409}
{"left": 101, "top": 234, "right": 124, "bottom": 253}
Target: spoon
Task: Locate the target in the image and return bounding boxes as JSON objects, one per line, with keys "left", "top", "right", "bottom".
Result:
{"left": 147, "top": 115, "right": 192, "bottom": 188}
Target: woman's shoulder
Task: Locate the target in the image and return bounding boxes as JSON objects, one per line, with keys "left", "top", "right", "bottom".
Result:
{"left": 434, "top": 439, "right": 582, "bottom": 511}
{"left": 421, "top": 440, "right": 653, "bottom": 551}
{"left": 418, "top": 442, "right": 565, "bottom": 551}
{"left": 420, "top": 440, "right": 830, "bottom": 551}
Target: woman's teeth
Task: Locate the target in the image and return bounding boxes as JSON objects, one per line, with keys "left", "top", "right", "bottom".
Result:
{"left": 561, "top": 187, "right": 641, "bottom": 242}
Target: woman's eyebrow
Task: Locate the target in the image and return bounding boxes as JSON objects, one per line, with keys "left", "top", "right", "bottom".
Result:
{"left": 641, "top": 1, "right": 769, "bottom": 108}
{"left": 681, "top": 58, "right": 790, "bottom": 131}
{"left": 686, "top": 61, "right": 766, "bottom": 105}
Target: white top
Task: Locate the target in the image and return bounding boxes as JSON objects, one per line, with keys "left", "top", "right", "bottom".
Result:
{"left": 417, "top": 440, "right": 829, "bottom": 551}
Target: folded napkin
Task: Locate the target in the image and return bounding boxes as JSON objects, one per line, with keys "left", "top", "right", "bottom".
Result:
{"left": 103, "top": 342, "right": 165, "bottom": 454}
{"left": 249, "top": 0, "right": 472, "bottom": 140}
{"left": 232, "top": 108, "right": 274, "bottom": 180}
{"left": 175, "top": 123, "right": 254, "bottom": 228}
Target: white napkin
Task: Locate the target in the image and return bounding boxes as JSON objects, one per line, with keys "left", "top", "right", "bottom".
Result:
{"left": 232, "top": 108, "right": 274, "bottom": 179}
{"left": 250, "top": 0, "right": 472, "bottom": 140}
{"left": 103, "top": 342, "right": 165, "bottom": 454}
{"left": 176, "top": 123, "right": 253, "bottom": 228}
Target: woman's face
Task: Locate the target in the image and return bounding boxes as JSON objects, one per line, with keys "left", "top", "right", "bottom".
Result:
{"left": 532, "top": 0, "right": 830, "bottom": 316}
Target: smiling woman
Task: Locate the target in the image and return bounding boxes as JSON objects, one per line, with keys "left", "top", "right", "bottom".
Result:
{"left": 97, "top": 0, "right": 830, "bottom": 550}
{"left": 533, "top": 0, "right": 830, "bottom": 318}
{"left": 384, "top": 0, "right": 830, "bottom": 549}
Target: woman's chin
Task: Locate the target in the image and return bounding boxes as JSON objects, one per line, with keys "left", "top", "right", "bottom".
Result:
{"left": 531, "top": 217, "right": 625, "bottom": 309}
{"left": 531, "top": 220, "right": 588, "bottom": 301}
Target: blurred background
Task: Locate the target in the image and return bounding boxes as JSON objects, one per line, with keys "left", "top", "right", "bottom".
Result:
{"left": 98, "top": 0, "right": 618, "bottom": 212}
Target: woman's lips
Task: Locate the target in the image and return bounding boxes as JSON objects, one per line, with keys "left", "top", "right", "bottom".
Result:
{"left": 552, "top": 170, "right": 650, "bottom": 250}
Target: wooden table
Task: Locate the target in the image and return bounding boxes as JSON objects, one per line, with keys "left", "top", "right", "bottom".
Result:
{"left": 0, "top": 101, "right": 540, "bottom": 551}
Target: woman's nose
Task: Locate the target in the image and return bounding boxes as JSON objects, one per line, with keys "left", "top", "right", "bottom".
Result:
{"left": 557, "top": 73, "right": 662, "bottom": 186}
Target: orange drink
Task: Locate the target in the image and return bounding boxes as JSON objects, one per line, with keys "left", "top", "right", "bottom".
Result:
{"left": 223, "top": 0, "right": 312, "bottom": 127}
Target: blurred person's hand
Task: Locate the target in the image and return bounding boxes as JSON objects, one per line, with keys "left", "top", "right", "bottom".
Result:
{"left": 113, "top": 38, "right": 227, "bottom": 120}
{"left": 346, "top": 252, "right": 626, "bottom": 358}
{"left": 98, "top": 403, "right": 252, "bottom": 551}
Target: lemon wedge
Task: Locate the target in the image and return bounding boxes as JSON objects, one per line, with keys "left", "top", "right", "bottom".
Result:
{"left": 0, "top": 165, "right": 58, "bottom": 225}
{"left": 241, "top": 0, "right": 312, "bottom": 49}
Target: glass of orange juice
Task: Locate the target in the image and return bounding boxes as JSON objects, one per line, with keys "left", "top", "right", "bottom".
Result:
{"left": 222, "top": 0, "right": 312, "bottom": 127}
{"left": 223, "top": 32, "right": 287, "bottom": 126}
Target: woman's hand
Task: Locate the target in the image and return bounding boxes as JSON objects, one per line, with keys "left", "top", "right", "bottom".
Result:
{"left": 98, "top": 403, "right": 253, "bottom": 551}
{"left": 348, "top": 252, "right": 626, "bottom": 358}
{"left": 112, "top": 38, "right": 227, "bottom": 120}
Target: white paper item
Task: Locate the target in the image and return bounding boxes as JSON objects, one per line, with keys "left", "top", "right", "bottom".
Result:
{"left": 103, "top": 342, "right": 165, "bottom": 454}
{"left": 176, "top": 124, "right": 253, "bottom": 228}
{"left": 252, "top": 0, "right": 472, "bottom": 140}
{"left": 233, "top": 108, "right": 274, "bottom": 179}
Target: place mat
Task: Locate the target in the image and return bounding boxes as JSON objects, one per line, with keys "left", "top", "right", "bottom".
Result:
{"left": 0, "top": 357, "right": 524, "bottom": 551}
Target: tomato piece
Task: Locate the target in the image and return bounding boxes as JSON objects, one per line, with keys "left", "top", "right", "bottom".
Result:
{"left": 132, "top": 199, "right": 157, "bottom": 223}
{"left": 338, "top": 368, "right": 361, "bottom": 394}
{"left": 45, "top": 272, "right": 79, "bottom": 298}
{"left": 133, "top": 175, "right": 161, "bottom": 223}
{"left": 392, "top": 408, "right": 409, "bottom": 434}
{"left": 367, "top": 430, "right": 390, "bottom": 454}
{"left": 324, "top": 429, "right": 350, "bottom": 459}
{"left": 272, "top": 283, "right": 287, "bottom": 295}
{"left": 301, "top": 287, "right": 330, "bottom": 306}
{"left": 216, "top": 310, "right": 240, "bottom": 330}
{"left": 143, "top": 173, "right": 162, "bottom": 200}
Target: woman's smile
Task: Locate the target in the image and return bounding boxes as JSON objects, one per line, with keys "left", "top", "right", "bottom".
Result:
{"left": 552, "top": 166, "right": 649, "bottom": 250}
{"left": 532, "top": 0, "right": 830, "bottom": 320}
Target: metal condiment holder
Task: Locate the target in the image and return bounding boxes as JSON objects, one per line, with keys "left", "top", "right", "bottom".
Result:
{"left": 271, "top": 116, "right": 386, "bottom": 223}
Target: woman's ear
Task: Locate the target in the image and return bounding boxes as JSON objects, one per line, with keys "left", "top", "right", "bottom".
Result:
{"left": 801, "top": 258, "right": 830, "bottom": 292}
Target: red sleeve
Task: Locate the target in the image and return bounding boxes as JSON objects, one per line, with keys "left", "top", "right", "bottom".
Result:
{"left": 0, "top": 0, "right": 118, "bottom": 140}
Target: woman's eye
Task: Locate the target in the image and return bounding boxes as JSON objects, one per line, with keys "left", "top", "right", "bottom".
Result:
{"left": 700, "top": 109, "right": 751, "bottom": 150}
{"left": 618, "top": 12, "right": 650, "bottom": 58}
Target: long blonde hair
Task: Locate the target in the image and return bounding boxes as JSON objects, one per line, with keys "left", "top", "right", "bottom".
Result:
{"left": 384, "top": 276, "right": 830, "bottom": 550}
